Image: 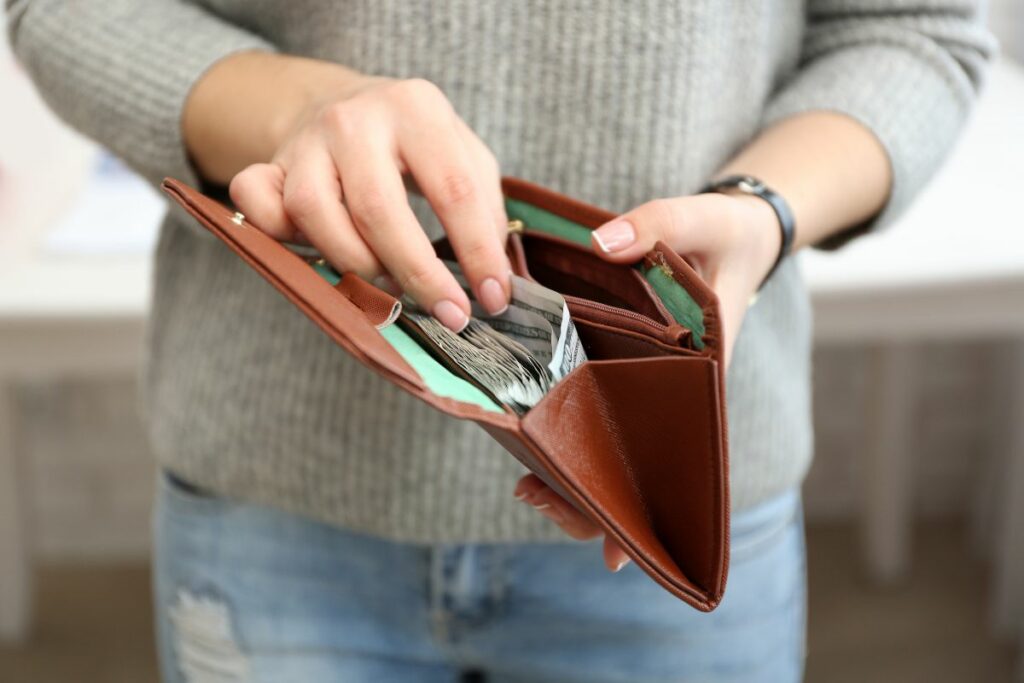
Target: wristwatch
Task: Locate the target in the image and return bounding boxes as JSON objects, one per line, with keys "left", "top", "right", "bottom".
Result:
{"left": 700, "top": 175, "right": 795, "bottom": 290}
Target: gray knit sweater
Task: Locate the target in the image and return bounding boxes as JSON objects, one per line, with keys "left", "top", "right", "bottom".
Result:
{"left": 8, "top": 0, "right": 992, "bottom": 542}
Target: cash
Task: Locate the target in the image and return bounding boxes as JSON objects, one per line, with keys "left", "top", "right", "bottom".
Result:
{"left": 399, "top": 262, "right": 587, "bottom": 413}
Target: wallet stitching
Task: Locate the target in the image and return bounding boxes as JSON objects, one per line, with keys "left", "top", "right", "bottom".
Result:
{"left": 702, "top": 361, "right": 719, "bottom": 593}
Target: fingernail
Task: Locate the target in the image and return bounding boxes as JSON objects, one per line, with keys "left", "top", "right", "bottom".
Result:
{"left": 478, "top": 277, "right": 508, "bottom": 315}
{"left": 613, "top": 558, "right": 630, "bottom": 572}
{"left": 593, "top": 220, "right": 636, "bottom": 253}
{"left": 514, "top": 490, "right": 530, "bottom": 501}
{"left": 433, "top": 299, "right": 469, "bottom": 333}
{"left": 532, "top": 502, "right": 564, "bottom": 524}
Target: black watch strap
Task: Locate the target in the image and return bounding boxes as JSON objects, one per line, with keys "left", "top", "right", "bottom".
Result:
{"left": 700, "top": 175, "right": 795, "bottom": 290}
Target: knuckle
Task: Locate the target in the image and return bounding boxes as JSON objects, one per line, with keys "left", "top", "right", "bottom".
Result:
{"left": 228, "top": 169, "right": 256, "bottom": 204}
{"left": 481, "top": 150, "right": 500, "bottom": 175}
{"left": 454, "top": 237, "right": 497, "bottom": 271}
{"left": 647, "top": 198, "right": 683, "bottom": 241}
{"left": 282, "top": 182, "right": 320, "bottom": 221}
{"left": 322, "top": 103, "right": 352, "bottom": 135}
{"left": 434, "top": 172, "right": 477, "bottom": 209}
{"left": 398, "top": 77, "right": 444, "bottom": 102}
{"left": 389, "top": 79, "right": 452, "bottom": 118}
{"left": 396, "top": 257, "right": 446, "bottom": 298}
{"left": 347, "top": 184, "right": 391, "bottom": 224}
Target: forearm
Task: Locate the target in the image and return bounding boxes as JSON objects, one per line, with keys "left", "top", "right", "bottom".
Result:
{"left": 183, "top": 51, "right": 372, "bottom": 185}
{"left": 714, "top": 111, "right": 892, "bottom": 252}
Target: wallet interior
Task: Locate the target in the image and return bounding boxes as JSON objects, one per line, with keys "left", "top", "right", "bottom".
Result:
{"left": 311, "top": 197, "right": 711, "bottom": 414}
{"left": 505, "top": 198, "right": 706, "bottom": 347}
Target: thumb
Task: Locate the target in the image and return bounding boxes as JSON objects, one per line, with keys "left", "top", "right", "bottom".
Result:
{"left": 591, "top": 195, "right": 729, "bottom": 263}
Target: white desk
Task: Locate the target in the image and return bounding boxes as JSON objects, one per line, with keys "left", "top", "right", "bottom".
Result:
{"left": 1, "top": 59, "right": 1023, "bottom": 653}
{"left": 801, "top": 57, "right": 1024, "bottom": 651}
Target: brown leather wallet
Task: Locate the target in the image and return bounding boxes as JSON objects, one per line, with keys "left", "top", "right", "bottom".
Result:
{"left": 161, "top": 176, "right": 730, "bottom": 612}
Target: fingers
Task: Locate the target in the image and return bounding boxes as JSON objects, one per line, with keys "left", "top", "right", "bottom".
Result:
{"left": 235, "top": 78, "right": 508, "bottom": 332}
{"left": 591, "top": 194, "right": 738, "bottom": 264}
{"left": 280, "top": 148, "right": 383, "bottom": 280}
{"left": 229, "top": 163, "right": 296, "bottom": 241}
{"left": 513, "top": 474, "right": 632, "bottom": 572}
{"left": 454, "top": 118, "right": 508, "bottom": 240}
{"left": 513, "top": 474, "right": 599, "bottom": 540}
{"left": 603, "top": 536, "right": 631, "bottom": 573}
{"left": 404, "top": 107, "right": 511, "bottom": 315}
{"left": 331, "top": 126, "right": 473, "bottom": 331}
{"left": 230, "top": 160, "right": 384, "bottom": 280}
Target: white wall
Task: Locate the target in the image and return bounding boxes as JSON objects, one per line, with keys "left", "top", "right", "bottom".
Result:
{"left": 990, "top": 0, "right": 1024, "bottom": 62}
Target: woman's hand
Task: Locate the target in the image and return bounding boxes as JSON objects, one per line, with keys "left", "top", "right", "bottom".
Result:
{"left": 514, "top": 191, "right": 782, "bottom": 571}
{"left": 226, "top": 70, "right": 511, "bottom": 331}
{"left": 591, "top": 191, "right": 781, "bottom": 366}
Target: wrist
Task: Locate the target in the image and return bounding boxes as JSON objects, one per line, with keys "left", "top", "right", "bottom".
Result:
{"left": 702, "top": 174, "right": 795, "bottom": 289}
{"left": 723, "top": 192, "right": 784, "bottom": 286}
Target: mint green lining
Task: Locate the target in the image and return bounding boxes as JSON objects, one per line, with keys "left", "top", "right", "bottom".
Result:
{"left": 379, "top": 326, "right": 503, "bottom": 412}
{"left": 312, "top": 261, "right": 503, "bottom": 412}
{"left": 505, "top": 198, "right": 706, "bottom": 347}
{"left": 506, "top": 198, "right": 594, "bottom": 247}
{"left": 645, "top": 266, "right": 705, "bottom": 350}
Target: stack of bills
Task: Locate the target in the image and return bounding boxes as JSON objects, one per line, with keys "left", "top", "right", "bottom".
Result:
{"left": 399, "top": 262, "right": 587, "bottom": 413}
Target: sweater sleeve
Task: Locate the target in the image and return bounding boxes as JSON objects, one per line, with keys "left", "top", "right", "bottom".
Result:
{"left": 6, "top": 0, "right": 276, "bottom": 190}
{"left": 762, "top": 0, "right": 996, "bottom": 248}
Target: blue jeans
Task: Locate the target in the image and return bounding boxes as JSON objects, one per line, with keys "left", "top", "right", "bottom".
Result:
{"left": 154, "top": 473, "right": 806, "bottom": 682}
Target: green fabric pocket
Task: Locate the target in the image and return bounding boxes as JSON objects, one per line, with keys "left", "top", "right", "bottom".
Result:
{"left": 380, "top": 326, "right": 504, "bottom": 411}
{"left": 311, "top": 260, "right": 503, "bottom": 412}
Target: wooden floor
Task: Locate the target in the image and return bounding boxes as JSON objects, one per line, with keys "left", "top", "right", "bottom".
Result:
{"left": 0, "top": 521, "right": 1017, "bottom": 682}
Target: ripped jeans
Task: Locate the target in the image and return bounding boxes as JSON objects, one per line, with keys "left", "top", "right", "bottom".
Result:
{"left": 154, "top": 472, "right": 806, "bottom": 682}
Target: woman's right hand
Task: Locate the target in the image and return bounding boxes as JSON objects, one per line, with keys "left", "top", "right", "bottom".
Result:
{"left": 187, "top": 54, "right": 510, "bottom": 331}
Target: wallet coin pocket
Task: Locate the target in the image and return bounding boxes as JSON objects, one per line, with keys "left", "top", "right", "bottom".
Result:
{"left": 516, "top": 231, "right": 673, "bottom": 324}
{"left": 520, "top": 355, "right": 727, "bottom": 607}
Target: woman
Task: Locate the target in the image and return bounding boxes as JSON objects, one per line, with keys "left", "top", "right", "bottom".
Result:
{"left": 8, "top": 1, "right": 992, "bottom": 681}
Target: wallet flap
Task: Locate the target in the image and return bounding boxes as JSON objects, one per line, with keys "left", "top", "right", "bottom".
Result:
{"left": 519, "top": 355, "right": 728, "bottom": 610}
{"left": 160, "top": 178, "right": 424, "bottom": 391}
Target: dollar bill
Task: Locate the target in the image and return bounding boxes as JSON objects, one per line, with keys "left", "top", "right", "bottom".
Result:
{"left": 443, "top": 261, "right": 587, "bottom": 382}
{"left": 399, "top": 262, "right": 588, "bottom": 413}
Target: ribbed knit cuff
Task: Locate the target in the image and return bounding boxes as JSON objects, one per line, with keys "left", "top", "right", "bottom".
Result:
{"left": 9, "top": 0, "right": 275, "bottom": 190}
{"left": 763, "top": 42, "right": 980, "bottom": 248}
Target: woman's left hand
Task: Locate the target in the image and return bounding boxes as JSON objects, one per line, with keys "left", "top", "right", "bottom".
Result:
{"left": 513, "top": 191, "right": 782, "bottom": 571}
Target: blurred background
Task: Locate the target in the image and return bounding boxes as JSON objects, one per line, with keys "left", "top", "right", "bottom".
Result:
{"left": 1, "top": 3, "right": 1023, "bottom": 682}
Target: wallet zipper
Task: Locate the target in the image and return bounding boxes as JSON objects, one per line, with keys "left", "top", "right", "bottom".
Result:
{"left": 566, "top": 297, "right": 691, "bottom": 347}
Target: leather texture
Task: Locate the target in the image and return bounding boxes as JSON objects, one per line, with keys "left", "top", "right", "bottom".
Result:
{"left": 161, "top": 176, "right": 730, "bottom": 611}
